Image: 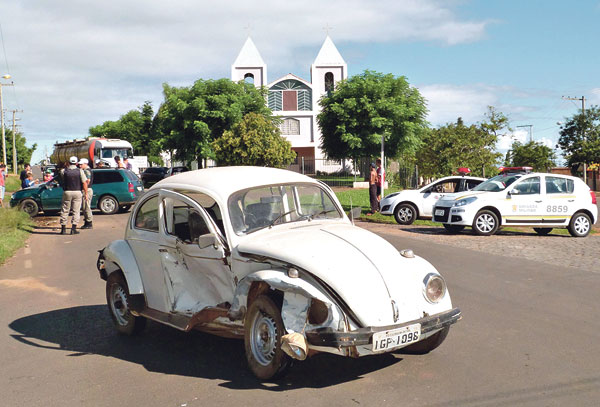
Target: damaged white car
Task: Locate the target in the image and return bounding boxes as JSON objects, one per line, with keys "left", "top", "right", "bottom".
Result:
{"left": 97, "top": 167, "right": 461, "bottom": 379}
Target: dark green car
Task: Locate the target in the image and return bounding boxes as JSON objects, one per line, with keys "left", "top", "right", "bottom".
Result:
{"left": 10, "top": 168, "right": 144, "bottom": 216}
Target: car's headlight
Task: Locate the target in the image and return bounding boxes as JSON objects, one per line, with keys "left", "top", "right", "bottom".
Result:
{"left": 423, "top": 273, "right": 446, "bottom": 303}
{"left": 453, "top": 197, "right": 477, "bottom": 207}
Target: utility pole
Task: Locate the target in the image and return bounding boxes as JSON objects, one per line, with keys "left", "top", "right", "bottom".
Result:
{"left": 0, "top": 74, "right": 14, "bottom": 166}
{"left": 562, "top": 96, "right": 586, "bottom": 184}
{"left": 11, "top": 109, "right": 22, "bottom": 174}
{"left": 516, "top": 124, "right": 533, "bottom": 142}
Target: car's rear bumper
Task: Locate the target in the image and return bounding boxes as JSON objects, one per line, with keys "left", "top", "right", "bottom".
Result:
{"left": 305, "top": 307, "right": 461, "bottom": 348}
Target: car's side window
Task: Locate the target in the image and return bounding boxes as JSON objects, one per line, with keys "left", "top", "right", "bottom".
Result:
{"left": 134, "top": 196, "right": 160, "bottom": 232}
{"left": 429, "top": 181, "right": 458, "bottom": 193}
{"left": 545, "top": 176, "right": 574, "bottom": 194}
{"left": 466, "top": 180, "right": 481, "bottom": 190}
{"left": 513, "top": 177, "right": 540, "bottom": 195}
{"left": 93, "top": 172, "right": 106, "bottom": 185}
{"left": 167, "top": 199, "right": 210, "bottom": 243}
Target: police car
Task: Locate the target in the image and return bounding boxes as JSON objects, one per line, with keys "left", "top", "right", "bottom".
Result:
{"left": 432, "top": 167, "right": 598, "bottom": 237}
{"left": 380, "top": 169, "right": 486, "bottom": 225}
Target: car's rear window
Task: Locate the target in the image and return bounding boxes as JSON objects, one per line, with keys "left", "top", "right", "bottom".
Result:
{"left": 124, "top": 170, "right": 140, "bottom": 182}
{"left": 93, "top": 170, "right": 124, "bottom": 184}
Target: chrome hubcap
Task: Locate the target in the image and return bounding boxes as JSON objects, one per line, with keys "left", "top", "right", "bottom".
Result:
{"left": 250, "top": 311, "right": 277, "bottom": 366}
{"left": 574, "top": 216, "right": 590, "bottom": 235}
{"left": 101, "top": 198, "right": 116, "bottom": 213}
{"left": 398, "top": 207, "right": 413, "bottom": 222}
{"left": 110, "top": 285, "right": 129, "bottom": 326}
{"left": 476, "top": 213, "right": 495, "bottom": 233}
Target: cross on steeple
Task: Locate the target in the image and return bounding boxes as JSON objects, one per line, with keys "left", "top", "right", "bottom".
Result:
{"left": 243, "top": 22, "right": 254, "bottom": 37}
{"left": 323, "top": 23, "right": 333, "bottom": 36}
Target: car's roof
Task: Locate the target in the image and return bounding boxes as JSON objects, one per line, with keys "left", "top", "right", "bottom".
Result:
{"left": 151, "top": 166, "right": 317, "bottom": 199}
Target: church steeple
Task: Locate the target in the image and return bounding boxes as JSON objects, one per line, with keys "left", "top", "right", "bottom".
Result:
{"left": 313, "top": 35, "right": 346, "bottom": 66}
{"left": 311, "top": 36, "right": 347, "bottom": 108}
{"left": 231, "top": 37, "right": 267, "bottom": 87}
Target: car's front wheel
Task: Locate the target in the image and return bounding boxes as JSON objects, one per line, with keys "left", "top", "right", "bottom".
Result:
{"left": 533, "top": 227, "right": 552, "bottom": 236}
{"left": 19, "top": 199, "right": 39, "bottom": 217}
{"left": 568, "top": 212, "right": 592, "bottom": 237}
{"left": 472, "top": 210, "right": 499, "bottom": 236}
{"left": 394, "top": 203, "right": 417, "bottom": 225}
{"left": 443, "top": 224, "right": 465, "bottom": 234}
{"left": 244, "top": 295, "right": 291, "bottom": 380}
{"left": 401, "top": 326, "right": 450, "bottom": 354}
{"left": 98, "top": 195, "right": 119, "bottom": 215}
{"left": 106, "top": 272, "right": 146, "bottom": 335}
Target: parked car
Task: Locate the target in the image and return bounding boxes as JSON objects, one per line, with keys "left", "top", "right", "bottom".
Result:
{"left": 380, "top": 173, "right": 486, "bottom": 225}
{"left": 97, "top": 166, "right": 461, "bottom": 380}
{"left": 167, "top": 166, "right": 189, "bottom": 177}
{"left": 10, "top": 168, "right": 143, "bottom": 216}
{"left": 432, "top": 167, "right": 598, "bottom": 237}
{"left": 140, "top": 167, "right": 168, "bottom": 188}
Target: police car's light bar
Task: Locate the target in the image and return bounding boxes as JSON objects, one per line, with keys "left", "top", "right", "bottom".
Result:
{"left": 498, "top": 166, "right": 533, "bottom": 174}
{"left": 458, "top": 167, "right": 471, "bottom": 175}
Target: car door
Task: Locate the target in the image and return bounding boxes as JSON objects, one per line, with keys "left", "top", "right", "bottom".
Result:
{"left": 39, "top": 182, "right": 63, "bottom": 210}
{"left": 158, "top": 189, "right": 233, "bottom": 314}
{"left": 503, "top": 176, "right": 544, "bottom": 225}
{"left": 542, "top": 175, "right": 574, "bottom": 226}
{"left": 421, "top": 178, "right": 459, "bottom": 216}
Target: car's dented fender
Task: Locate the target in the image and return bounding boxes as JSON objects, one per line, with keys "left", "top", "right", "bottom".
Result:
{"left": 230, "top": 269, "right": 340, "bottom": 333}
{"left": 100, "top": 240, "right": 144, "bottom": 295}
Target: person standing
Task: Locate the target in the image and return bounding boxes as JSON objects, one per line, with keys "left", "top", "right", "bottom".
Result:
{"left": 59, "top": 156, "right": 87, "bottom": 235}
{"left": 376, "top": 158, "right": 385, "bottom": 202}
{"left": 123, "top": 157, "right": 133, "bottom": 170}
{"left": 20, "top": 163, "right": 31, "bottom": 189}
{"left": 368, "top": 163, "right": 378, "bottom": 215}
{"left": 114, "top": 156, "right": 125, "bottom": 169}
{"left": 79, "top": 158, "right": 94, "bottom": 229}
{"left": 0, "top": 163, "right": 6, "bottom": 208}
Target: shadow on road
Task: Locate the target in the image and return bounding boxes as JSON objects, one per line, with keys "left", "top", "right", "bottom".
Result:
{"left": 8, "top": 305, "right": 400, "bottom": 389}
{"left": 399, "top": 226, "right": 574, "bottom": 238}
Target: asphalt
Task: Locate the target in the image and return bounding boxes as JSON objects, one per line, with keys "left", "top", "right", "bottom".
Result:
{"left": 1, "top": 212, "right": 599, "bottom": 406}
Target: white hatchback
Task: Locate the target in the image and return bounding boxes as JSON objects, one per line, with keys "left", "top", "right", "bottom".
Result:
{"left": 97, "top": 167, "right": 461, "bottom": 380}
{"left": 432, "top": 172, "right": 598, "bottom": 237}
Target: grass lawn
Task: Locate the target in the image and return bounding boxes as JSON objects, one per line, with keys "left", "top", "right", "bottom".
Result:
{"left": 0, "top": 208, "right": 33, "bottom": 266}
{"left": 4, "top": 175, "right": 21, "bottom": 193}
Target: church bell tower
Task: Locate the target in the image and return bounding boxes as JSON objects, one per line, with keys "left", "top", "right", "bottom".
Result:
{"left": 231, "top": 37, "right": 267, "bottom": 87}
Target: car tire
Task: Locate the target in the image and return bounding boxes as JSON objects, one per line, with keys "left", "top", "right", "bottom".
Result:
{"left": 106, "top": 272, "right": 146, "bottom": 335}
{"left": 401, "top": 326, "right": 450, "bottom": 355}
{"left": 443, "top": 224, "right": 465, "bottom": 234}
{"left": 19, "top": 199, "right": 39, "bottom": 217}
{"left": 568, "top": 212, "right": 592, "bottom": 237}
{"left": 118, "top": 205, "right": 131, "bottom": 213}
{"left": 472, "top": 210, "right": 499, "bottom": 236}
{"left": 244, "top": 295, "right": 291, "bottom": 380}
{"left": 533, "top": 227, "right": 552, "bottom": 236}
{"left": 394, "top": 203, "right": 417, "bottom": 225}
{"left": 98, "top": 195, "right": 119, "bottom": 215}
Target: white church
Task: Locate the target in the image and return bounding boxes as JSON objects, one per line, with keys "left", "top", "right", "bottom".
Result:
{"left": 231, "top": 36, "right": 347, "bottom": 173}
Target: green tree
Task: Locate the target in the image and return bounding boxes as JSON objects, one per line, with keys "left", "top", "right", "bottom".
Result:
{"left": 156, "top": 78, "right": 272, "bottom": 165}
{"left": 505, "top": 140, "right": 556, "bottom": 171}
{"left": 212, "top": 113, "right": 295, "bottom": 167}
{"left": 89, "top": 101, "right": 163, "bottom": 165}
{"left": 318, "top": 70, "right": 428, "bottom": 160}
{"left": 557, "top": 105, "right": 600, "bottom": 168}
{"left": 5, "top": 129, "right": 37, "bottom": 170}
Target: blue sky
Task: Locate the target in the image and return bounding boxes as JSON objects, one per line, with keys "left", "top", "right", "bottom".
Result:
{"left": 0, "top": 0, "right": 598, "bottom": 164}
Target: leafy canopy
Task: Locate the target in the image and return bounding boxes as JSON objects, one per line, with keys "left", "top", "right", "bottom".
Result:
{"left": 505, "top": 140, "right": 556, "bottom": 172}
{"left": 212, "top": 113, "right": 295, "bottom": 168}
{"left": 557, "top": 105, "right": 600, "bottom": 167}
{"left": 318, "top": 70, "right": 428, "bottom": 160}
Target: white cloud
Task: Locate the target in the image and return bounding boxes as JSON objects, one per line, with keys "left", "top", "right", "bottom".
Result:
{"left": 497, "top": 129, "right": 528, "bottom": 151}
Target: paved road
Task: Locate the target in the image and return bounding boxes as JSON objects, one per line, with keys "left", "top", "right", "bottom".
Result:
{"left": 1, "top": 214, "right": 599, "bottom": 406}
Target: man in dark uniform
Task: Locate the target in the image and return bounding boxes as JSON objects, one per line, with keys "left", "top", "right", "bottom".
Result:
{"left": 59, "top": 156, "right": 88, "bottom": 235}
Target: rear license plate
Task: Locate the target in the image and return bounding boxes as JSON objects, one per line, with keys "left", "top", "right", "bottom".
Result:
{"left": 372, "top": 323, "right": 421, "bottom": 352}
{"left": 137, "top": 187, "right": 143, "bottom": 191}
{"left": 435, "top": 209, "right": 445, "bottom": 216}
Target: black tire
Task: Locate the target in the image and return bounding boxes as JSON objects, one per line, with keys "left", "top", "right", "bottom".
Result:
{"left": 118, "top": 205, "right": 132, "bottom": 213}
{"left": 393, "top": 203, "right": 417, "bottom": 225}
{"left": 533, "top": 227, "right": 552, "bottom": 236}
{"left": 443, "top": 224, "right": 465, "bottom": 234}
{"left": 98, "top": 195, "right": 119, "bottom": 215}
{"left": 106, "top": 272, "right": 146, "bottom": 335}
{"left": 19, "top": 199, "right": 39, "bottom": 217}
{"left": 402, "top": 326, "right": 450, "bottom": 355}
{"left": 568, "top": 212, "right": 592, "bottom": 237}
{"left": 472, "top": 210, "right": 499, "bottom": 236}
{"left": 244, "top": 295, "right": 291, "bottom": 380}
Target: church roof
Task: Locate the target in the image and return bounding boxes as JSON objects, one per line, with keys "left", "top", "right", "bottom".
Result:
{"left": 313, "top": 36, "right": 346, "bottom": 66}
{"left": 233, "top": 37, "right": 265, "bottom": 67}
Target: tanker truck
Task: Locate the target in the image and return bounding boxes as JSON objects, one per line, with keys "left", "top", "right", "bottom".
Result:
{"left": 51, "top": 138, "right": 134, "bottom": 169}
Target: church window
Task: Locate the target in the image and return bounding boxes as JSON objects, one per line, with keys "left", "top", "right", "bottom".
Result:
{"left": 279, "top": 118, "right": 300, "bottom": 135}
{"left": 268, "top": 79, "right": 312, "bottom": 111}
{"left": 325, "top": 72, "right": 334, "bottom": 92}
{"left": 268, "top": 92, "right": 282, "bottom": 110}
{"left": 244, "top": 73, "right": 254, "bottom": 85}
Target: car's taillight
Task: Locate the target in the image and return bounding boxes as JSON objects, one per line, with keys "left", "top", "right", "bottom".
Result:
{"left": 128, "top": 182, "right": 134, "bottom": 193}
{"left": 591, "top": 191, "right": 597, "bottom": 205}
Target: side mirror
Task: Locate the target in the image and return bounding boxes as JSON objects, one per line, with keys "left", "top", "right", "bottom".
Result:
{"left": 197, "top": 233, "right": 219, "bottom": 249}
{"left": 510, "top": 189, "right": 520, "bottom": 195}
{"left": 349, "top": 207, "right": 362, "bottom": 224}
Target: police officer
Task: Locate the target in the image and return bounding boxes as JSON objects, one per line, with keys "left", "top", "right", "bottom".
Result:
{"left": 79, "top": 158, "right": 93, "bottom": 229}
{"left": 59, "top": 156, "right": 87, "bottom": 235}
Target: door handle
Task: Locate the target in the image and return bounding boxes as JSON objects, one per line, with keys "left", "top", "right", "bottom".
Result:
{"left": 568, "top": 199, "right": 575, "bottom": 202}
{"left": 535, "top": 200, "right": 542, "bottom": 203}
{"left": 158, "top": 248, "right": 168, "bottom": 253}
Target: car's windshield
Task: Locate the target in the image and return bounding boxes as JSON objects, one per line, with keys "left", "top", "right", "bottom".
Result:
{"left": 228, "top": 183, "right": 342, "bottom": 235}
{"left": 472, "top": 174, "right": 522, "bottom": 192}
{"left": 101, "top": 148, "right": 132, "bottom": 159}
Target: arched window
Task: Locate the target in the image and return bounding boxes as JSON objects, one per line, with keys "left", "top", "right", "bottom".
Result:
{"left": 324, "top": 72, "right": 334, "bottom": 92}
{"left": 279, "top": 118, "right": 300, "bottom": 135}
{"left": 244, "top": 73, "right": 254, "bottom": 84}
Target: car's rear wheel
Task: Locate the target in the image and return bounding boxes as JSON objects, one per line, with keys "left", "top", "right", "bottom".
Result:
{"left": 19, "top": 199, "right": 39, "bottom": 217}
{"left": 99, "top": 195, "right": 119, "bottom": 215}
{"left": 394, "top": 203, "right": 417, "bottom": 225}
{"left": 106, "top": 272, "right": 146, "bottom": 335}
{"left": 568, "top": 212, "right": 592, "bottom": 237}
{"left": 401, "top": 326, "right": 450, "bottom": 354}
{"left": 443, "top": 224, "right": 465, "bottom": 234}
{"left": 244, "top": 295, "right": 291, "bottom": 380}
{"left": 533, "top": 227, "right": 552, "bottom": 236}
{"left": 472, "top": 210, "right": 499, "bottom": 236}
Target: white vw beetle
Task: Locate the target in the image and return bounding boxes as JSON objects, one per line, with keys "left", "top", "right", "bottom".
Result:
{"left": 97, "top": 167, "right": 460, "bottom": 379}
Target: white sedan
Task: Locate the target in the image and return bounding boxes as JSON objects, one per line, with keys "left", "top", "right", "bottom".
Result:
{"left": 97, "top": 167, "right": 461, "bottom": 380}
{"left": 380, "top": 175, "right": 485, "bottom": 224}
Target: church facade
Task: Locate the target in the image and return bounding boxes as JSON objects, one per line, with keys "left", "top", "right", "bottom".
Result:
{"left": 231, "top": 36, "right": 347, "bottom": 173}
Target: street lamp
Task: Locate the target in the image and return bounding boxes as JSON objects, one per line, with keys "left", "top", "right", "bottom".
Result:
{"left": 1, "top": 74, "right": 14, "bottom": 167}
